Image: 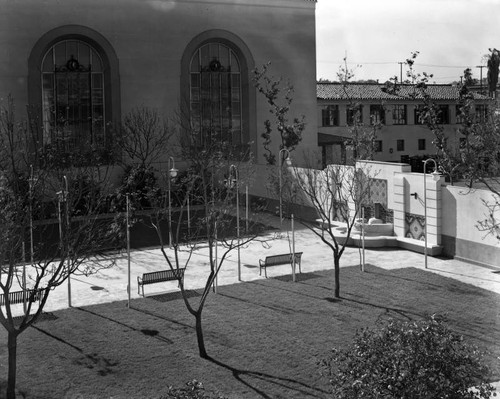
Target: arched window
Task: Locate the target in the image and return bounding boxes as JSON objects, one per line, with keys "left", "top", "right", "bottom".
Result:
{"left": 189, "top": 42, "right": 242, "bottom": 147}
{"left": 41, "top": 40, "right": 105, "bottom": 152}
{"left": 28, "top": 26, "right": 120, "bottom": 166}
{"left": 181, "top": 30, "right": 256, "bottom": 157}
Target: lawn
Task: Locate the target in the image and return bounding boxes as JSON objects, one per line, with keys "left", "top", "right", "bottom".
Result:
{"left": 1, "top": 264, "right": 499, "bottom": 398}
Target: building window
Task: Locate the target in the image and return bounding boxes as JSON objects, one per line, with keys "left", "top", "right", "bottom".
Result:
{"left": 436, "top": 105, "right": 449, "bottom": 124}
{"left": 456, "top": 105, "right": 465, "bottom": 124}
{"left": 418, "top": 138, "right": 426, "bottom": 151}
{"left": 41, "top": 40, "right": 106, "bottom": 158}
{"left": 392, "top": 105, "right": 407, "bottom": 125}
{"left": 28, "top": 26, "right": 120, "bottom": 167}
{"left": 347, "top": 104, "right": 363, "bottom": 125}
{"left": 374, "top": 140, "right": 383, "bottom": 152}
{"left": 322, "top": 105, "right": 339, "bottom": 126}
{"left": 475, "top": 105, "right": 488, "bottom": 123}
{"left": 370, "top": 104, "right": 385, "bottom": 125}
{"left": 414, "top": 105, "right": 426, "bottom": 125}
{"left": 189, "top": 42, "right": 242, "bottom": 147}
{"left": 397, "top": 139, "right": 405, "bottom": 151}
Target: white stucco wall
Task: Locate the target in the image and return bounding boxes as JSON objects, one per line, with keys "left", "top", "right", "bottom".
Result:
{"left": 442, "top": 184, "right": 500, "bottom": 247}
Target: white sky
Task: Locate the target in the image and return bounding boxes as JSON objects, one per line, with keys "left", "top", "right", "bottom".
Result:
{"left": 315, "top": 0, "right": 500, "bottom": 83}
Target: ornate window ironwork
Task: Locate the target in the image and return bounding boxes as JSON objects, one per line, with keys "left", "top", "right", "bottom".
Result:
{"left": 189, "top": 43, "right": 242, "bottom": 147}
{"left": 41, "top": 40, "right": 106, "bottom": 163}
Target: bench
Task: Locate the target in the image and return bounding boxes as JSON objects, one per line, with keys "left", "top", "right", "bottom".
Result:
{"left": 0, "top": 288, "right": 44, "bottom": 307}
{"left": 137, "top": 268, "right": 186, "bottom": 296}
{"left": 259, "top": 252, "right": 303, "bottom": 278}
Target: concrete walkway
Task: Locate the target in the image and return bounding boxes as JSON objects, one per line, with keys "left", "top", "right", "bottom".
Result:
{"left": 35, "top": 218, "right": 500, "bottom": 312}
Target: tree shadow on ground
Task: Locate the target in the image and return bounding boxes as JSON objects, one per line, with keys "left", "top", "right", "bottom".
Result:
{"left": 218, "top": 292, "right": 295, "bottom": 315}
{"left": 76, "top": 307, "right": 174, "bottom": 344}
{"left": 32, "top": 323, "right": 119, "bottom": 377}
{"left": 272, "top": 272, "right": 321, "bottom": 282}
{"left": 10, "top": 312, "right": 58, "bottom": 327}
{"left": 148, "top": 289, "right": 202, "bottom": 302}
{"left": 206, "top": 355, "right": 329, "bottom": 399}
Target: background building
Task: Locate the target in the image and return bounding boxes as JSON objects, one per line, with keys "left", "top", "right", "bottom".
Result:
{"left": 317, "top": 82, "right": 492, "bottom": 168}
{"left": 0, "top": 0, "right": 318, "bottom": 174}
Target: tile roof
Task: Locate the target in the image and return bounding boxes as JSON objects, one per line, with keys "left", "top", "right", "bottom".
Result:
{"left": 317, "top": 82, "right": 491, "bottom": 102}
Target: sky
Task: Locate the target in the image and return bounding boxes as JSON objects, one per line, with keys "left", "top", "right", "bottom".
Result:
{"left": 315, "top": 0, "right": 500, "bottom": 84}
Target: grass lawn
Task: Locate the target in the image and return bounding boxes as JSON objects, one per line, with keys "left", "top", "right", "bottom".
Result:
{"left": 0, "top": 264, "right": 499, "bottom": 398}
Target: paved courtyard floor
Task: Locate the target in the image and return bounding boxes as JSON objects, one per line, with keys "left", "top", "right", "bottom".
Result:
{"left": 9, "top": 215, "right": 499, "bottom": 314}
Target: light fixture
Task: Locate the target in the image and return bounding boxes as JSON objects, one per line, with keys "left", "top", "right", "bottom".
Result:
{"left": 169, "top": 167, "right": 178, "bottom": 179}
{"left": 168, "top": 157, "right": 176, "bottom": 248}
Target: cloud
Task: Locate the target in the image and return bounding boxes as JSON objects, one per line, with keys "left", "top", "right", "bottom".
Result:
{"left": 146, "top": 0, "right": 176, "bottom": 12}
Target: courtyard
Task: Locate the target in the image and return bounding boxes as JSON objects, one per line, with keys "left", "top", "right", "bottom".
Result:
{"left": 0, "top": 221, "right": 499, "bottom": 398}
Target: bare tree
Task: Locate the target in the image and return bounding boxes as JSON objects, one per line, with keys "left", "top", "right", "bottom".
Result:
{"left": 117, "top": 106, "right": 175, "bottom": 169}
{"left": 252, "top": 63, "right": 307, "bottom": 221}
{"left": 337, "top": 57, "right": 383, "bottom": 164}
{"left": 123, "top": 106, "right": 267, "bottom": 358}
{"left": 398, "top": 53, "right": 500, "bottom": 241}
{"left": 253, "top": 62, "right": 305, "bottom": 166}
{"left": 292, "top": 158, "right": 373, "bottom": 298}
{"left": 0, "top": 96, "right": 121, "bottom": 399}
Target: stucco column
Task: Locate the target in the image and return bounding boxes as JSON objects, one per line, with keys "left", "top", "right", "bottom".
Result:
{"left": 392, "top": 173, "right": 406, "bottom": 237}
{"left": 424, "top": 175, "right": 443, "bottom": 245}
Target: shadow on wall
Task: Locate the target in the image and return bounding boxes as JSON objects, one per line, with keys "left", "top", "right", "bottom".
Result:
{"left": 441, "top": 186, "right": 458, "bottom": 258}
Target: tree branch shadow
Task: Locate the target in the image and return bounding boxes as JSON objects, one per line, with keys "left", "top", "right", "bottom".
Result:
{"left": 205, "top": 355, "right": 329, "bottom": 399}
{"left": 32, "top": 324, "right": 119, "bottom": 376}
{"left": 76, "top": 307, "right": 174, "bottom": 344}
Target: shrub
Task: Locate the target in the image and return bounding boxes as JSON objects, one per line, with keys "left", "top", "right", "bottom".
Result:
{"left": 161, "top": 380, "right": 227, "bottom": 399}
{"left": 114, "top": 165, "right": 161, "bottom": 211}
{"left": 320, "top": 316, "right": 496, "bottom": 398}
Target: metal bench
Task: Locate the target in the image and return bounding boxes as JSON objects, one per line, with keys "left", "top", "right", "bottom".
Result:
{"left": 137, "top": 268, "right": 185, "bottom": 296}
{"left": 259, "top": 252, "right": 303, "bottom": 278}
{"left": 0, "top": 288, "right": 44, "bottom": 306}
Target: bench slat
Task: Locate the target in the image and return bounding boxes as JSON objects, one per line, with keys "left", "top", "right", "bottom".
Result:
{"left": 0, "top": 289, "right": 44, "bottom": 306}
{"left": 259, "top": 252, "right": 303, "bottom": 278}
{"left": 138, "top": 268, "right": 185, "bottom": 296}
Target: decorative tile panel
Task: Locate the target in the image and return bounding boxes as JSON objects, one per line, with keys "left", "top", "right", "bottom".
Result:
{"left": 369, "top": 178, "right": 387, "bottom": 207}
{"left": 405, "top": 213, "right": 426, "bottom": 240}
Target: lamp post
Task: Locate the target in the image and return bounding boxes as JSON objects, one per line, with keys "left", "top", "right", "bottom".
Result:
{"left": 126, "top": 195, "right": 131, "bottom": 308}
{"left": 24, "top": 165, "right": 36, "bottom": 313}
{"left": 229, "top": 165, "right": 241, "bottom": 281}
{"left": 291, "top": 213, "right": 296, "bottom": 282}
{"left": 422, "top": 158, "right": 440, "bottom": 269}
{"left": 278, "top": 148, "right": 290, "bottom": 227}
{"left": 28, "top": 165, "right": 35, "bottom": 269}
{"left": 168, "top": 157, "right": 178, "bottom": 248}
{"left": 57, "top": 176, "right": 71, "bottom": 307}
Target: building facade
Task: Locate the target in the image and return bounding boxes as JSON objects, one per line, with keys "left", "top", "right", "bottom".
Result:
{"left": 317, "top": 82, "right": 492, "bottom": 168}
{"left": 0, "top": 0, "right": 318, "bottom": 172}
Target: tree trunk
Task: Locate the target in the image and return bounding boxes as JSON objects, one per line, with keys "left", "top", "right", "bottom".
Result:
{"left": 195, "top": 312, "right": 208, "bottom": 359}
{"left": 334, "top": 256, "right": 340, "bottom": 298}
{"left": 7, "top": 331, "right": 18, "bottom": 399}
